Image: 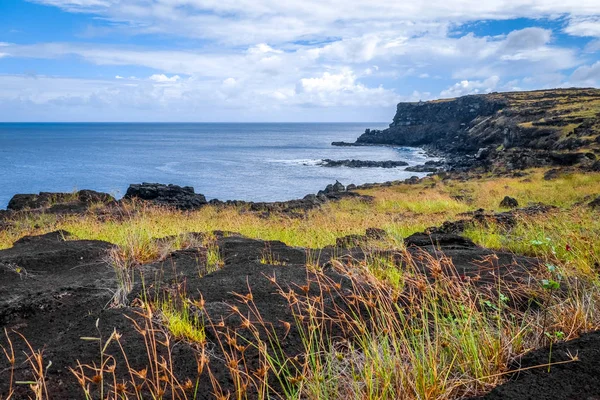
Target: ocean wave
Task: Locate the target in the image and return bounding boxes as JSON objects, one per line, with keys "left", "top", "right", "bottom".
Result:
{"left": 267, "top": 158, "right": 322, "bottom": 166}
{"left": 155, "top": 161, "right": 181, "bottom": 173}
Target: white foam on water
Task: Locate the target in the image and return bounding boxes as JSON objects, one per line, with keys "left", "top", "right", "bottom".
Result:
{"left": 267, "top": 158, "right": 323, "bottom": 166}
{"left": 156, "top": 161, "right": 181, "bottom": 173}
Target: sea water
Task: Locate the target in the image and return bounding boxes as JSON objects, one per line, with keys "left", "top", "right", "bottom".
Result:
{"left": 0, "top": 123, "right": 435, "bottom": 208}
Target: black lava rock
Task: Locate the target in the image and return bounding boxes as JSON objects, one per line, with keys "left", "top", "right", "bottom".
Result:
{"left": 124, "top": 183, "right": 207, "bottom": 210}
{"left": 499, "top": 196, "right": 519, "bottom": 208}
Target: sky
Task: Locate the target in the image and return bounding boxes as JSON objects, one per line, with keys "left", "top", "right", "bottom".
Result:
{"left": 0, "top": 1, "right": 600, "bottom": 122}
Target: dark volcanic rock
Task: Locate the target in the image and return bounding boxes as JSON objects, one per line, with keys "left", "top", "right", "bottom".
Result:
{"left": 476, "top": 330, "right": 600, "bottom": 400}
{"left": 124, "top": 183, "right": 207, "bottom": 210}
{"left": 499, "top": 196, "right": 519, "bottom": 208}
{"left": 405, "top": 161, "right": 443, "bottom": 173}
{"left": 404, "top": 231, "right": 541, "bottom": 306}
{"left": 0, "top": 232, "right": 359, "bottom": 399}
{"left": 589, "top": 196, "right": 600, "bottom": 209}
{"left": 0, "top": 227, "right": 549, "bottom": 399}
{"left": 428, "top": 204, "right": 557, "bottom": 235}
{"left": 404, "top": 232, "right": 476, "bottom": 249}
{"left": 7, "top": 190, "right": 115, "bottom": 212}
{"left": 319, "top": 159, "right": 409, "bottom": 168}
{"left": 0, "top": 231, "right": 115, "bottom": 326}
{"left": 335, "top": 227, "right": 389, "bottom": 248}
{"left": 543, "top": 168, "right": 563, "bottom": 180}
{"left": 356, "top": 95, "right": 507, "bottom": 147}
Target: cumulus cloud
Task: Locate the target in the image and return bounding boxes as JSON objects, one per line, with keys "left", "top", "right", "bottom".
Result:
{"left": 565, "top": 17, "right": 600, "bottom": 37}
{"left": 149, "top": 74, "right": 181, "bottom": 83}
{"left": 569, "top": 62, "right": 600, "bottom": 86}
{"left": 440, "top": 76, "right": 500, "bottom": 98}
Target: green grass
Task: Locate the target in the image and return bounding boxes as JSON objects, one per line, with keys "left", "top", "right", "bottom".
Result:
{"left": 159, "top": 300, "right": 206, "bottom": 344}
{"left": 464, "top": 206, "right": 600, "bottom": 275}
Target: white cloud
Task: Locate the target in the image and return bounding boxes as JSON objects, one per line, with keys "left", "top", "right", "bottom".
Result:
{"left": 585, "top": 40, "right": 600, "bottom": 53}
{"left": 28, "top": 1, "right": 600, "bottom": 46}
{"left": 222, "top": 77, "right": 237, "bottom": 87}
{"left": 300, "top": 70, "right": 357, "bottom": 93}
{"left": 569, "top": 61, "right": 600, "bottom": 86}
{"left": 565, "top": 16, "right": 600, "bottom": 37}
{"left": 440, "top": 75, "right": 500, "bottom": 98}
{"left": 149, "top": 74, "right": 181, "bottom": 83}
{"left": 247, "top": 43, "right": 282, "bottom": 55}
{"left": 3, "top": 1, "right": 600, "bottom": 121}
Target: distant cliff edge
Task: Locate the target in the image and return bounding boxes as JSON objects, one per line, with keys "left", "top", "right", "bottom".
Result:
{"left": 349, "top": 88, "right": 600, "bottom": 170}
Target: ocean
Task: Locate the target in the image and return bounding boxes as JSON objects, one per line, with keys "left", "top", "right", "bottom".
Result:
{"left": 0, "top": 123, "right": 434, "bottom": 208}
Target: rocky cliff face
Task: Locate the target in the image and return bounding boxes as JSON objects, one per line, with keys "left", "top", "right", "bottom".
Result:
{"left": 358, "top": 95, "right": 507, "bottom": 149}
{"left": 355, "top": 88, "right": 600, "bottom": 170}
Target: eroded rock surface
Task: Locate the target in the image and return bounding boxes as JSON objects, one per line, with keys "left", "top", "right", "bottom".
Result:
{"left": 476, "top": 330, "right": 600, "bottom": 400}
{"left": 319, "top": 159, "right": 409, "bottom": 168}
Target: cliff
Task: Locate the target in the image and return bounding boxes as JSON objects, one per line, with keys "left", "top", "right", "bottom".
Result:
{"left": 355, "top": 88, "right": 600, "bottom": 170}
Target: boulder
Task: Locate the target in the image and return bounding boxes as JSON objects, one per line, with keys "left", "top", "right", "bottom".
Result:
{"left": 405, "top": 164, "right": 440, "bottom": 173}
{"left": 589, "top": 196, "right": 600, "bottom": 209}
{"left": 7, "top": 190, "right": 115, "bottom": 211}
{"left": 499, "top": 196, "right": 519, "bottom": 208}
{"left": 475, "top": 147, "right": 490, "bottom": 160}
{"left": 544, "top": 168, "right": 563, "bottom": 180}
{"left": 332, "top": 180, "right": 346, "bottom": 192}
{"left": 124, "top": 183, "right": 207, "bottom": 210}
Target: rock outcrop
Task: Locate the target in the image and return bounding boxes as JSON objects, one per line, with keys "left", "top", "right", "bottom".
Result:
{"left": 124, "top": 183, "right": 207, "bottom": 210}
{"left": 319, "top": 159, "right": 409, "bottom": 168}
{"left": 357, "top": 95, "right": 507, "bottom": 147}
{"left": 7, "top": 190, "right": 115, "bottom": 211}
{"left": 499, "top": 196, "right": 519, "bottom": 208}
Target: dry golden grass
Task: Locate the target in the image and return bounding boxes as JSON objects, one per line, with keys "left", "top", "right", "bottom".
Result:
{"left": 1, "top": 169, "right": 599, "bottom": 259}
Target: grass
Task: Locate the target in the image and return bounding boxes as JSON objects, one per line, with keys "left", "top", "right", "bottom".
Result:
{"left": 3, "top": 169, "right": 599, "bottom": 254}
{"left": 1, "top": 167, "right": 600, "bottom": 399}
{"left": 159, "top": 300, "right": 206, "bottom": 345}
{"left": 464, "top": 206, "right": 600, "bottom": 275}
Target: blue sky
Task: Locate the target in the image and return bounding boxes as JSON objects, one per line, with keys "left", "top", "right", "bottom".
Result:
{"left": 1, "top": 1, "right": 600, "bottom": 122}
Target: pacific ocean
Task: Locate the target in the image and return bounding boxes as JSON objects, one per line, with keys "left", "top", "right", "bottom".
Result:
{"left": 0, "top": 122, "right": 435, "bottom": 208}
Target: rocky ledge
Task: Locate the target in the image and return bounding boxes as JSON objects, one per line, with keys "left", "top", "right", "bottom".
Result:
{"left": 318, "top": 159, "right": 409, "bottom": 168}
{"left": 7, "top": 190, "right": 116, "bottom": 213}
{"left": 124, "top": 183, "right": 208, "bottom": 210}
